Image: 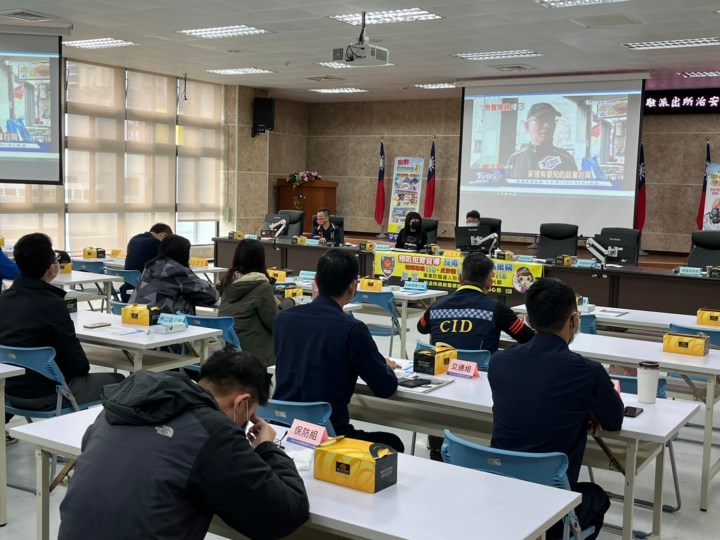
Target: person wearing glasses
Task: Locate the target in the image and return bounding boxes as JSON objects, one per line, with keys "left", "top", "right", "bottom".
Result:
{"left": 488, "top": 278, "right": 623, "bottom": 540}
{"left": 505, "top": 102, "right": 577, "bottom": 180}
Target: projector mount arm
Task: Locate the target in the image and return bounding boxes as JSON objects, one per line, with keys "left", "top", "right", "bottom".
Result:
{"left": 585, "top": 237, "right": 619, "bottom": 269}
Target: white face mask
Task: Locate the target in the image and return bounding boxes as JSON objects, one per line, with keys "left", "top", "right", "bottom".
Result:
{"left": 466, "top": 221, "right": 474, "bottom": 226}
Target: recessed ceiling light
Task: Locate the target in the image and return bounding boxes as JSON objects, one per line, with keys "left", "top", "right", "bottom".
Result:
{"left": 308, "top": 88, "right": 368, "bottom": 94}
{"left": 454, "top": 50, "right": 542, "bottom": 61}
{"left": 63, "top": 38, "right": 137, "bottom": 49}
{"left": 623, "top": 37, "right": 720, "bottom": 50}
{"left": 178, "top": 25, "right": 270, "bottom": 39}
{"left": 206, "top": 68, "right": 274, "bottom": 75}
{"left": 315, "top": 61, "right": 395, "bottom": 69}
{"left": 535, "top": 0, "right": 631, "bottom": 7}
{"left": 329, "top": 8, "right": 441, "bottom": 25}
{"left": 678, "top": 71, "right": 720, "bottom": 78}
{"left": 414, "top": 83, "right": 457, "bottom": 89}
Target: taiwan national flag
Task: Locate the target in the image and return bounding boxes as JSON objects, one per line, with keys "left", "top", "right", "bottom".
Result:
{"left": 423, "top": 141, "right": 436, "bottom": 217}
{"left": 697, "top": 142, "right": 711, "bottom": 230}
{"left": 636, "top": 144, "right": 646, "bottom": 231}
{"left": 374, "top": 141, "right": 385, "bottom": 225}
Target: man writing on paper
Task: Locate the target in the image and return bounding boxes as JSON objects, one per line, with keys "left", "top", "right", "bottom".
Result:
{"left": 273, "top": 249, "right": 404, "bottom": 452}
{"left": 417, "top": 251, "right": 534, "bottom": 459}
{"left": 489, "top": 278, "right": 624, "bottom": 539}
{"left": 59, "top": 352, "right": 309, "bottom": 540}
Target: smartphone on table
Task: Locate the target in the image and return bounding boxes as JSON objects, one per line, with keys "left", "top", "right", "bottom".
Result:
{"left": 83, "top": 322, "right": 111, "bottom": 329}
{"left": 624, "top": 406, "right": 644, "bottom": 418}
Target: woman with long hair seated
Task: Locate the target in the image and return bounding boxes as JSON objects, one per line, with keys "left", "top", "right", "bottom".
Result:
{"left": 130, "top": 234, "right": 219, "bottom": 314}
{"left": 219, "top": 239, "right": 291, "bottom": 367}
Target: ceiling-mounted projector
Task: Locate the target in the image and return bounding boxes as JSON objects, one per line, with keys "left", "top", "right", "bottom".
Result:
{"left": 331, "top": 11, "right": 390, "bottom": 66}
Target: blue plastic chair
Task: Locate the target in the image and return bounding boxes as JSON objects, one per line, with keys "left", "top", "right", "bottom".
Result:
{"left": 256, "top": 399, "right": 336, "bottom": 437}
{"left": 104, "top": 268, "right": 141, "bottom": 301}
{"left": 110, "top": 300, "right": 127, "bottom": 315}
{"left": 441, "top": 429, "right": 594, "bottom": 540}
{"left": 184, "top": 314, "right": 241, "bottom": 352}
{"left": 415, "top": 340, "right": 492, "bottom": 371}
{"left": 580, "top": 313, "right": 597, "bottom": 335}
{"left": 352, "top": 290, "right": 403, "bottom": 357}
{"left": 73, "top": 260, "right": 105, "bottom": 273}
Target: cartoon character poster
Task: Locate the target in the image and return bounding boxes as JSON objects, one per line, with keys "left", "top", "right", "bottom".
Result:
{"left": 387, "top": 157, "right": 424, "bottom": 242}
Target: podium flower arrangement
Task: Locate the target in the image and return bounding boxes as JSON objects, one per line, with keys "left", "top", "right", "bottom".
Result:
{"left": 287, "top": 170, "right": 321, "bottom": 187}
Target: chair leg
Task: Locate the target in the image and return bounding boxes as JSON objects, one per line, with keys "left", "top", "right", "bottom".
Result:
{"left": 663, "top": 441, "right": 681, "bottom": 513}
{"left": 587, "top": 465, "right": 595, "bottom": 483}
{"left": 410, "top": 432, "right": 417, "bottom": 456}
{"left": 389, "top": 334, "right": 394, "bottom": 357}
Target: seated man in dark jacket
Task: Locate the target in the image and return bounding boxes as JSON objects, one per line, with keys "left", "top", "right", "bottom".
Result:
{"left": 273, "top": 249, "right": 403, "bottom": 452}
{"left": 0, "top": 233, "right": 124, "bottom": 411}
{"left": 121, "top": 222, "right": 173, "bottom": 301}
{"left": 489, "top": 278, "right": 624, "bottom": 539}
{"left": 59, "top": 351, "right": 309, "bottom": 540}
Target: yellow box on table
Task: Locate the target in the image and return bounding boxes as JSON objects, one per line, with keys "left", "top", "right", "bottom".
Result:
{"left": 314, "top": 437, "right": 397, "bottom": 494}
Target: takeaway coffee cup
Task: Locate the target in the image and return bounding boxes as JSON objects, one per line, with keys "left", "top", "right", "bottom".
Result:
{"left": 637, "top": 361, "right": 660, "bottom": 404}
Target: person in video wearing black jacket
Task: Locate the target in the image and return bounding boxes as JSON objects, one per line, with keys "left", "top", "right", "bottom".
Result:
{"left": 395, "top": 211, "right": 427, "bottom": 251}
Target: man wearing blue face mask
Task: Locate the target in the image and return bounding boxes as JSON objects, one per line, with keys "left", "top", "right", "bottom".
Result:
{"left": 488, "top": 278, "right": 623, "bottom": 540}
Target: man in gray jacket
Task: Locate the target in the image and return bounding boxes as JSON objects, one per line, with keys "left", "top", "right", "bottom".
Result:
{"left": 58, "top": 352, "right": 309, "bottom": 540}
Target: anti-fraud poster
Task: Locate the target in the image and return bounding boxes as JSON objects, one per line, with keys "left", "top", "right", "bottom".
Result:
{"left": 701, "top": 163, "right": 720, "bottom": 231}
{"left": 387, "top": 157, "right": 424, "bottom": 242}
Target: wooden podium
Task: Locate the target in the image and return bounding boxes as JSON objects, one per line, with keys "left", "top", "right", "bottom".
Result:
{"left": 277, "top": 178, "right": 338, "bottom": 233}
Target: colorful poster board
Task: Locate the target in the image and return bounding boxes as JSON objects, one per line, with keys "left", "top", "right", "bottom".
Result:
{"left": 701, "top": 162, "right": 720, "bottom": 231}
{"left": 387, "top": 157, "right": 424, "bottom": 242}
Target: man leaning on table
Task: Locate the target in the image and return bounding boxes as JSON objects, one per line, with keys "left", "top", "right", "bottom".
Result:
{"left": 489, "top": 278, "right": 624, "bottom": 539}
{"left": 121, "top": 222, "right": 173, "bottom": 301}
{"left": 0, "top": 233, "right": 124, "bottom": 416}
{"left": 273, "top": 249, "right": 404, "bottom": 452}
{"left": 59, "top": 351, "right": 309, "bottom": 540}
{"left": 417, "top": 251, "right": 534, "bottom": 460}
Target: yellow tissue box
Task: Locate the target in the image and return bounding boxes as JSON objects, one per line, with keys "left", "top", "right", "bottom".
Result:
{"left": 268, "top": 268, "right": 286, "bottom": 282}
{"left": 663, "top": 332, "right": 709, "bottom": 357}
{"left": 121, "top": 304, "right": 161, "bottom": 326}
{"left": 413, "top": 342, "right": 457, "bottom": 375}
{"left": 284, "top": 287, "right": 303, "bottom": 299}
{"left": 314, "top": 437, "right": 397, "bottom": 494}
{"left": 110, "top": 249, "right": 126, "bottom": 258}
{"left": 697, "top": 308, "right": 720, "bottom": 327}
{"left": 359, "top": 241, "right": 375, "bottom": 252}
{"left": 0, "top": 235, "right": 4, "bottom": 247}
{"left": 83, "top": 247, "right": 106, "bottom": 259}
{"left": 359, "top": 277, "right": 382, "bottom": 291}
{"left": 59, "top": 262, "right": 72, "bottom": 274}
{"left": 292, "top": 235, "right": 307, "bottom": 245}
{"left": 189, "top": 257, "right": 208, "bottom": 268}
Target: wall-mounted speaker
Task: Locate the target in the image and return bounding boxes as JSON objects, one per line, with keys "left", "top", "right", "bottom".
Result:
{"left": 252, "top": 97, "right": 275, "bottom": 137}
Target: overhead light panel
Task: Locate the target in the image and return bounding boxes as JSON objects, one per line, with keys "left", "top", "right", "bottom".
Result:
{"left": 315, "top": 61, "right": 394, "bottom": 69}
{"left": 178, "top": 25, "right": 270, "bottom": 39}
{"left": 206, "top": 68, "right": 274, "bottom": 75}
{"left": 454, "top": 50, "right": 542, "bottom": 61}
{"left": 678, "top": 71, "right": 720, "bottom": 78}
{"left": 623, "top": 37, "right": 720, "bottom": 50}
{"left": 414, "top": 83, "right": 456, "bottom": 89}
{"left": 535, "top": 0, "right": 631, "bottom": 7}
{"left": 308, "top": 88, "right": 368, "bottom": 94}
{"left": 63, "top": 38, "right": 136, "bottom": 49}
{"left": 329, "top": 8, "right": 441, "bottom": 25}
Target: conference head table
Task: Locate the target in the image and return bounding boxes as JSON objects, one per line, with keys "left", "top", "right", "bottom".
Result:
{"left": 11, "top": 407, "right": 580, "bottom": 540}
{"left": 341, "top": 362, "right": 699, "bottom": 540}
{"left": 71, "top": 311, "right": 222, "bottom": 372}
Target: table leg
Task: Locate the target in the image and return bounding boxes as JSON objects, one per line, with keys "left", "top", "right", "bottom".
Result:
{"left": 0, "top": 380, "right": 6, "bottom": 526}
{"left": 400, "top": 300, "right": 408, "bottom": 359}
{"left": 35, "top": 448, "right": 50, "bottom": 540}
{"left": 649, "top": 444, "right": 665, "bottom": 539}
{"left": 701, "top": 376, "right": 716, "bottom": 511}
{"left": 104, "top": 282, "right": 112, "bottom": 313}
{"left": 622, "top": 439, "right": 638, "bottom": 540}
{"left": 200, "top": 338, "right": 209, "bottom": 365}
{"left": 132, "top": 350, "right": 144, "bottom": 372}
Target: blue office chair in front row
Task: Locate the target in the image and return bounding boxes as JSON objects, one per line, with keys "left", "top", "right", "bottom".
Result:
{"left": 352, "top": 290, "right": 404, "bottom": 358}
{"left": 441, "top": 429, "right": 594, "bottom": 540}
{"left": 184, "top": 314, "right": 241, "bottom": 352}
{"left": 256, "top": 399, "right": 336, "bottom": 438}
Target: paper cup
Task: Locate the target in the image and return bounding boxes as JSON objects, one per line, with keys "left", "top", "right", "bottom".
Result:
{"left": 637, "top": 361, "right": 660, "bottom": 404}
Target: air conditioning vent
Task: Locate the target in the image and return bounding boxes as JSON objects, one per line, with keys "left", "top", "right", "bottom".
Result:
{"left": 0, "top": 9, "right": 57, "bottom": 22}
{"left": 490, "top": 64, "right": 536, "bottom": 72}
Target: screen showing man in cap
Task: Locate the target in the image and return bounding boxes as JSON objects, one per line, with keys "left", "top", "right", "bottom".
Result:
{"left": 505, "top": 102, "right": 577, "bottom": 179}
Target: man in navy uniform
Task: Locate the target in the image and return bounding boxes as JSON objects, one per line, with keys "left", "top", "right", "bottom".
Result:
{"left": 121, "top": 223, "right": 173, "bottom": 301}
{"left": 311, "top": 208, "right": 343, "bottom": 246}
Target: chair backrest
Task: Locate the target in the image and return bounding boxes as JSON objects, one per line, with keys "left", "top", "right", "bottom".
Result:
{"left": 104, "top": 267, "right": 141, "bottom": 287}
{"left": 668, "top": 323, "right": 720, "bottom": 347}
{"left": 478, "top": 217, "right": 502, "bottom": 248}
{"left": 422, "top": 218, "right": 439, "bottom": 245}
{"left": 256, "top": 399, "right": 335, "bottom": 437}
{"left": 580, "top": 313, "right": 597, "bottom": 335}
{"left": 110, "top": 300, "right": 127, "bottom": 315}
{"left": 609, "top": 374, "right": 668, "bottom": 399}
{"left": 537, "top": 223, "right": 579, "bottom": 259}
{"left": 353, "top": 291, "right": 398, "bottom": 324}
{"left": 73, "top": 260, "right": 105, "bottom": 274}
{"left": 278, "top": 209, "right": 305, "bottom": 237}
{"left": 0, "top": 344, "right": 64, "bottom": 385}
{"left": 688, "top": 230, "right": 720, "bottom": 268}
{"left": 184, "top": 314, "right": 241, "bottom": 351}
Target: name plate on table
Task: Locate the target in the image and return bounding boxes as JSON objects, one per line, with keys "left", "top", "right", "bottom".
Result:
{"left": 299, "top": 270, "right": 316, "bottom": 281}
{"left": 305, "top": 239, "right": 320, "bottom": 246}
{"left": 158, "top": 313, "right": 187, "bottom": 326}
{"left": 403, "top": 280, "right": 428, "bottom": 292}
{"left": 243, "top": 234, "right": 259, "bottom": 240}
{"left": 374, "top": 244, "right": 390, "bottom": 252}
{"left": 516, "top": 255, "right": 534, "bottom": 263}
{"left": 613, "top": 379, "right": 622, "bottom": 395}
{"left": 447, "top": 359, "right": 479, "bottom": 379}
{"left": 679, "top": 266, "right": 703, "bottom": 276}
{"left": 286, "top": 419, "right": 329, "bottom": 448}
{"left": 576, "top": 259, "right": 596, "bottom": 268}
{"left": 443, "top": 249, "right": 462, "bottom": 258}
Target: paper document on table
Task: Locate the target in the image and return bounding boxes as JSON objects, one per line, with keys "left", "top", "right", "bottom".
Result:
{"left": 392, "top": 359, "right": 414, "bottom": 374}
{"left": 597, "top": 309, "right": 629, "bottom": 318}
{"left": 397, "top": 375, "right": 453, "bottom": 394}
{"left": 96, "top": 326, "right": 145, "bottom": 336}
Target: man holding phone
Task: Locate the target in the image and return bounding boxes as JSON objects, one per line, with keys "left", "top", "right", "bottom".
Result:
{"left": 489, "top": 278, "right": 623, "bottom": 540}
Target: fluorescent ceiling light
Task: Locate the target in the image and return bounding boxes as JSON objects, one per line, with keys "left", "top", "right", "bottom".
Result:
{"left": 330, "top": 8, "right": 441, "bottom": 25}
{"left": 623, "top": 37, "right": 720, "bottom": 50}
{"left": 678, "top": 71, "right": 720, "bottom": 78}
{"left": 535, "top": 0, "right": 631, "bottom": 7}
{"left": 178, "top": 25, "right": 270, "bottom": 38}
{"left": 315, "top": 61, "right": 395, "bottom": 69}
{"left": 63, "top": 38, "right": 136, "bottom": 49}
{"left": 454, "top": 50, "right": 542, "bottom": 61}
{"left": 308, "top": 88, "right": 368, "bottom": 94}
{"left": 206, "top": 68, "right": 274, "bottom": 75}
{"left": 414, "top": 83, "right": 457, "bottom": 89}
